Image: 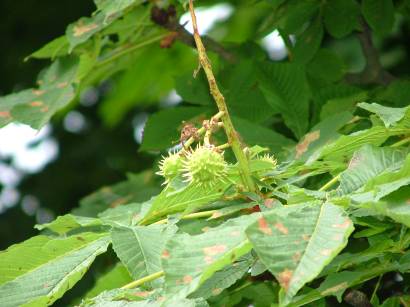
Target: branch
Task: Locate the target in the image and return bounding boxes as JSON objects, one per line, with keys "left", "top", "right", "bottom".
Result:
{"left": 346, "top": 19, "right": 395, "bottom": 86}
{"left": 188, "top": 0, "right": 256, "bottom": 192}
{"left": 151, "top": 5, "right": 235, "bottom": 63}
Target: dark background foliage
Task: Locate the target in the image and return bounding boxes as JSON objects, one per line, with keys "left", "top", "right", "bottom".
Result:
{"left": 0, "top": 0, "right": 155, "bottom": 248}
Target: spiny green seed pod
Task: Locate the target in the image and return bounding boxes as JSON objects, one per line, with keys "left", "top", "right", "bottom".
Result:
{"left": 183, "top": 146, "right": 227, "bottom": 186}
{"left": 256, "top": 154, "right": 277, "bottom": 168}
{"left": 157, "top": 152, "right": 184, "bottom": 184}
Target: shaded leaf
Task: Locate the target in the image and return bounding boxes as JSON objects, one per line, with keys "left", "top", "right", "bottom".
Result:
{"left": 141, "top": 106, "right": 209, "bottom": 152}
{"left": 292, "top": 17, "right": 323, "bottom": 64}
{"left": 324, "top": 0, "right": 360, "bottom": 38}
{"left": 73, "top": 171, "right": 160, "bottom": 217}
{"left": 85, "top": 263, "right": 133, "bottom": 299}
{"left": 233, "top": 116, "right": 295, "bottom": 155}
{"left": 362, "top": 0, "right": 395, "bottom": 35}
{"left": 258, "top": 62, "right": 310, "bottom": 138}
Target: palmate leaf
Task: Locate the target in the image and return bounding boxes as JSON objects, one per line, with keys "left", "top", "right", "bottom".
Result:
{"left": 111, "top": 224, "right": 177, "bottom": 283}
{"left": 0, "top": 57, "right": 78, "bottom": 129}
{"left": 246, "top": 203, "right": 354, "bottom": 305}
{"left": 162, "top": 214, "right": 259, "bottom": 298}
{"left": 0, "top": 232, "right": 110, "bottom": 307}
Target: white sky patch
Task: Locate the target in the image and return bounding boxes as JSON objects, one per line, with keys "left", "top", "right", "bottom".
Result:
{"left": 133, "top": 112, "right": 149, "bottom": 144}
{"left": 180, "top": 3, "right": 234, "bottom": 35}
{"left": 0, "top": 123, "right": 58, "bottom": 173}
{"left": 261, "top": 30, "right": 289, "bottom": 61}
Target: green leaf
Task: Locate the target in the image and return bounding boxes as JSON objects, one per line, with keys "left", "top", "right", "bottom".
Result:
{"left": 162, "top": 214, "right": 259, "bottom": 298}
{"left": 351, "top": 154, "right": 410, "bottom": 202}
{"left": 246, "top": 203, "right": 354, "bottom": 304}
{"left": 371, "top": 187, "right": 410, "bottom": 227}
{"left": 98, "top": 202, "right": 149, "bottom": 227}
{"left": 66, "top": 13, "right": 106, "bottom": 51}
{"left": 191, "top": 253, "right": 255, "bottom": 299}
{"left": 294, "top": 112, "right": 353, "bottom": 163}
{"left": 337, "top": 145, "right": 408, "bottom": 195}
{"left": 35, "top": 214, "right": 102, "bottom": 234}
{"left": 358, "top": 102, "right": 409, "bottom": 128}
{"left": 139, "top": 182, "right": 231, "bottom": 225}
{"left": 377, "top": 80, "right": 410, "bottom": 108}
{"left": 85, "top": 263, "right": 132, "bottom": 299}
{"left": 233, "top": 116, "right": 295, "bottom": 155}
{"left": 362, "top": 0, "right": 395, "bottom": 36}
{"left": 291, "top": 263, "right": 398, "bottom": 306}
{"left": 278, "top": 1, "right": 319, "bottom": 34}
{"left": 221, "top": 60, "right": 274, "bottom": 123}
{"left": 140, "top": 106, "right": 209, "bottom": 152}
{"left": 27, "top": 36, "right": 69, "bottom": 60}
{"left": 324, "top": 0, "right": 360, "bottom": 38}
{"left": 100, "top": 44, "right": 196, "bottom": 126}
{"left": 320, "top": 91, "right": 367, "bottom": 120}
{"left": 95, "top": 0, "right": 141, "bottom": 19}
{"left": 0, "top": 233, "right": 110, "bottom": 307}
{"left": 73, "top": 171, "right": 160, "bottom": 217}
{"left": 319, "top": 126, "right": 410, "bottom": 162}
{"left": 0, "top": 57, "right": 78, "bottom": 129}
{"left": 307, "top": 49, "right": 345, "bottom": 83}
{"left": 258, "top": 62, "right": 310, "bottom": 138}
{"left": 175, "top": 71, "right": 214, "bottom": 106}
{"left": 292, "top": 17, "right": 323, "bottom": 64}
{"left": 111, "top": 224, "right": 176, "bottom": 282}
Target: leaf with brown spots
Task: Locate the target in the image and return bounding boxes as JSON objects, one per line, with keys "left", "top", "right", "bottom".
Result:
{"left": 246, "top": 203, "right": 353, "bottom": 305}
{"left": 295, "top": 130, "right": 320, "bottom": 158}
{"left": 163, "top": 214, "right": 258, "bottom": 298}
{"left": 0, "top": 58, "right": 78, "bottom": 129}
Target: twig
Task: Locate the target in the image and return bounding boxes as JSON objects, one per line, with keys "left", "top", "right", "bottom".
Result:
{"left": 188, "top": 0, "right": 256, "bottom": 192}
{"left": 319, "top": 174, "right": 341, "bottom": 191}
{"left": 391, "top": 135, "right": 410, "bottom": 148}
{"left": 151, "top": 6, "right": 235, "bottom": 63}
{"left": 346, "top": 19, "right": 394, "bottom": 85}
{"left": 121, "top": 271, "right": 164, "bottom": 289}
{"left": 152, "top": 210, "right": 217, "bottom": 225}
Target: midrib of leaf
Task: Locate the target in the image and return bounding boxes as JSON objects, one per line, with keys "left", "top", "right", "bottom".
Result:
{"left": 291, "top": 204, "right": 324, "bottom": 286}
{"left": 40, "top": 237, "right": 109, "bottom": 299}
{"left": 130, "top": 228, "right": 150, "bottom": 275}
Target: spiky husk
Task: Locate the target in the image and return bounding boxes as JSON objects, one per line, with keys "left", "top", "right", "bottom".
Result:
{"left": 256, "top": 154, "right": 277, "bottom": 168}
{"left": 157, "top": 152, "right": 184, "bottom": 184}
{"left": 183, "top": 146, "right": 227, "bottom": 186}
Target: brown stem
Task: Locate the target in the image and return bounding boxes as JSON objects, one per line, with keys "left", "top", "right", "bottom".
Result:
{"left": 346, "top": 19, "right": 394, "bottom": 85}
